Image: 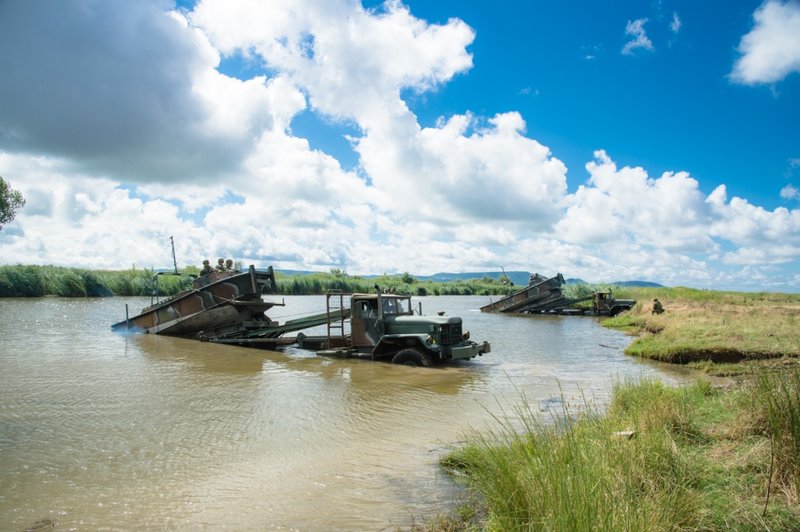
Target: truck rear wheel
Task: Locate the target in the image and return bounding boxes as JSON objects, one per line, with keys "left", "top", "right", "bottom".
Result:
{"left": 392, "top": 348, "right": 432, "bottom": 367}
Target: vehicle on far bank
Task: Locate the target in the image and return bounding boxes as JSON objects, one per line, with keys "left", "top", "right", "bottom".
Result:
{"left": 588, "top": 290, "right": 637, "bottom": 317}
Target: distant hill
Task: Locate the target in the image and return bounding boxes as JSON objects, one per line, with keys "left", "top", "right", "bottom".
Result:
{"left": 423, "top": 273, "right": 664, "bottom": 288}
{"left": 274, "top": 269, "right": 317, "bottom": 277}
{"left": 610, "top": 280, "right": 665, "bottom": 288}
{"left": 417, "top": 270, "right": 531, "bottom": 286}
{"left": 565, "top": 278, "right": 664, "bottom": 288}
{"left": 273, "top": 269, "right": 664, "bottom": 288}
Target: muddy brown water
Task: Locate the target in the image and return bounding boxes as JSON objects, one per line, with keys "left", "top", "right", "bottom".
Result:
{"left": 0, "top": 295, "right": 689, "bottom": 530}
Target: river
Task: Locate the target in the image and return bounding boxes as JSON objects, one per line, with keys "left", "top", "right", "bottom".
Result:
{"left": 0, "top": 295, "right": 688, "bottom": 530}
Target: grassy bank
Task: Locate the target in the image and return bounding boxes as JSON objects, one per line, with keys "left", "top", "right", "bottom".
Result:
{"left": 603, "top": 287, "right": 800, "bottom": 364}
{"left": 0, "top": 264, "right": 517, "bottom": 298}
{"left": 427, "top": 287, "right": 800, "bottom": 531}
{"left": 436, "top": 372, "right": 800, "bottom": 531}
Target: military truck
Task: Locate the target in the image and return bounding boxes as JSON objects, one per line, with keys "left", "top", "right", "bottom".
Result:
{"left": 590, "top": 290, "right": 637, "bottom": 317}
{"left": 296, "top": 291, "right": 491, "bottom": 367}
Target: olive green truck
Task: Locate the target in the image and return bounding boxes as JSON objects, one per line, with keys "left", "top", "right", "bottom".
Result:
{"left": 296, "top": 291, "right": 491, "bottom": 367}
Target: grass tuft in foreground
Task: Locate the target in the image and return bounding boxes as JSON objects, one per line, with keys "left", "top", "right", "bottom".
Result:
{"left": 756, "top": 369, "right": 800, "bottom": 503}
{"left": 437, "top": 374, "right": 800, "bottom": 531}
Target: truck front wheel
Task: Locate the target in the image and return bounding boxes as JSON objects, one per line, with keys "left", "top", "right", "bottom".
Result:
{"left": 392, "top": 348, "right": 433, "bottom": 367}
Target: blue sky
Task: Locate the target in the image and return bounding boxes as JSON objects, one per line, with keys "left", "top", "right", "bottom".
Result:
{"left": 1, "top": 0, "right": 799, "bottom": 291}
{"left": 334, "top": 0, "right": 800, "bottom": 208}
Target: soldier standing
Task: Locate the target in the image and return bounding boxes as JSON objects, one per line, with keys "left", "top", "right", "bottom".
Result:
{"left": 216, "top": 258, "right": 226, "bottom": 271}
{"left": 200, "top": 259, "right": 214, "bottom": 276}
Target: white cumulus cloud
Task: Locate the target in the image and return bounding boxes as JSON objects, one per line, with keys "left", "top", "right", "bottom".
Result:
{"left": 357, "top": 111, "right": 568, "bottom": 226}
{"left": 707, "top": 185, "right": 800, "bottom": 249}
{"left": 191, "top": 0, "right": 474, "bottom": 124}
{"left": 557, "top": 151, "right": 715, "bottom": 253}
{"left": 731, "top": 0, "right": 800, "bottom": 85}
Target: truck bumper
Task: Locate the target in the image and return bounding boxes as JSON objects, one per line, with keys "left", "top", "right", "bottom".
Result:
{"left": 449, "top": 340, "right": 491, "bottom": 360}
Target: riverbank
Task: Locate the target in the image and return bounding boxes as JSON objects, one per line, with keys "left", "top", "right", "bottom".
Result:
{"left": 431, "top": 288, "right": 800, "bottom": 531}
{"left": 605, "top": 286, "right": 800, "bottom": 365}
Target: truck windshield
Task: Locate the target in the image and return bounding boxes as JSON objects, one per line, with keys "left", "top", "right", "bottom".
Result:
{"left": 382, "top": 297, "right": 411, "bottom": 315}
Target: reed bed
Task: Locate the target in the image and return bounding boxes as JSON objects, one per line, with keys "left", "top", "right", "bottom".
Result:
{"left": 0, "top": 265, "right": 194, "bottom": 297}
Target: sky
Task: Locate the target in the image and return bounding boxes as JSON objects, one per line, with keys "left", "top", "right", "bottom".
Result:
{"left": 1, "top": 0, "right": 799, "bottom": 291}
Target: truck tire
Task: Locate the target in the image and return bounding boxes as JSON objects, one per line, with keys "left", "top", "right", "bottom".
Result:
{"left": 392, "top": 348, "right": 432, "bottom": 367}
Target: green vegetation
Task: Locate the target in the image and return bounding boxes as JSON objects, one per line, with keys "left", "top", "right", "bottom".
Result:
{"left": 0, "top": 176, "right": 26, "bottom": 230}
{"left": 0, "top": 264, "right": 518, "bottom": 298}
{"left": 0, "top": 265, "right": 193, "bottom": 297}
{"left": 274, "top": 270, "right": 517, "bottom": 297}
{"left": 602, "top": 286, "right": 800, "bottom": 363}
{"left": 436, "top": 373, "right": 800, "bottom": 531}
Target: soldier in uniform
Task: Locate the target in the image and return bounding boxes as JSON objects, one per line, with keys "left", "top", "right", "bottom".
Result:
{"left": 651, "top": 298, "right": 664, "bottom": 315}
{"left": 225, "top": 259, "right": 235, "bottom": 272}
{"left": 216, "top": 258, "right": 226, "bottom": 271}
{"left": 200, "top": 259, "right": 214, "bottom": 276}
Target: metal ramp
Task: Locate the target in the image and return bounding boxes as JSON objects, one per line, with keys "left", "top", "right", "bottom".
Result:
{"left": 480, "top": 273, "right": 567, "bottom": 313}
{"left": 210, "top": 305, "right": 351, "bottom": 344}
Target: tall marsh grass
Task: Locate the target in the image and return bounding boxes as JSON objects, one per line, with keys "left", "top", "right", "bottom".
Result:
{"left": 756, "top": 370, "right": 800, "bottom": 499}
{"left": 442, "top": 380, "right": 702, "bottom": 531}
{"left": 0, "top": 265, "right": 192, "bottom": 297}
{"left": 442, "top": 376, "right": 800, "bottom": 530}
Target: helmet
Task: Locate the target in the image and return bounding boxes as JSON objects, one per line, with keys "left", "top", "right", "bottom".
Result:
{"left": 203, "top": 260, "right": 209, "bottom": 265}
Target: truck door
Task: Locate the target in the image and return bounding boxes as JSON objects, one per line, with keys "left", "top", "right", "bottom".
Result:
{"left": 351, "top": 298, "right": 382, "bottom": 347}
